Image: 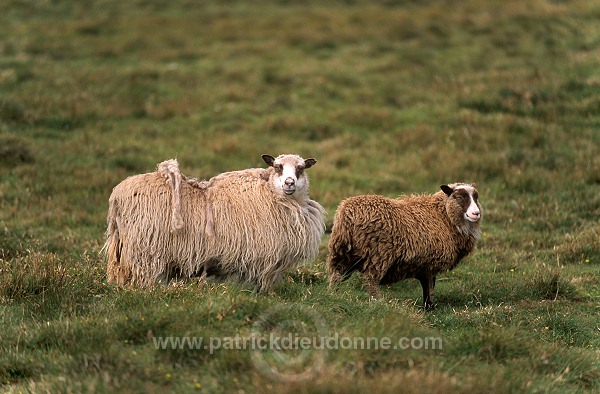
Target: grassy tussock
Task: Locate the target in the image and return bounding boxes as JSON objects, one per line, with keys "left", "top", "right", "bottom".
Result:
{"left": 0, "top": 252, "right": 67, "bottom": 302}
{"left": 0, "top": 136, "right": 33, "bottom": 167}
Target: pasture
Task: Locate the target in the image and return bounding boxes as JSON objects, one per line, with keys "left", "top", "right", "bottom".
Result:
{"left": 0, "top": 0, "right": 598, "bottom": 392}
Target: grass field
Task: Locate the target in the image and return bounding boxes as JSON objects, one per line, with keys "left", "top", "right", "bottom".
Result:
{"left": 1, "top": 0, "right": 599, "bottom": 392}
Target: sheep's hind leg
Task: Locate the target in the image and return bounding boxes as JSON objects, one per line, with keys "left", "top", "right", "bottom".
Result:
{"left": 328, "top": 270, "right": 343, "bottom": 290}
{"left": 361, "top": 257, "right": 390, "bottom": 300}
{"left": 196, "top": 268, "right": 208, "bottom": 287}
{"left": 418, "top": 274, "right": 436, "bottom": 311}
{"left": 328, "top": 263, "right": 351, "bottom": 291}
{"left": 327, "top": 252, "right": 345, "bottom": 289}
{"left": 362, "top": 269, "right": 383, "bottom": 300}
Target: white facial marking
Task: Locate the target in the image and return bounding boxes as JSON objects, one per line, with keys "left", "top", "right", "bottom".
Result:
{"left": 454, "top": 184, "right": 480, "bottom": 223}
{"left": 454, "top": 184, "right": 474, "bottom": 194}
{"left": 280, "top": 163, "right": 297, "bottom": 195}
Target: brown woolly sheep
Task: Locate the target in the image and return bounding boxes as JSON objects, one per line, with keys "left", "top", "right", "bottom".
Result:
{"left": 327, "top": 183, "right": 482, "bottom": 310}
{"left": 103, "top": 154, "right": 325, "bottom": 291}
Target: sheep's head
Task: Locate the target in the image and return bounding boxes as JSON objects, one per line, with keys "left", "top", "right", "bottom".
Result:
{"left": 441, "top": 183, "right": 482, "bottom": 236}
{"left": 262, "top": 154, "right": 317, "bottom": 200}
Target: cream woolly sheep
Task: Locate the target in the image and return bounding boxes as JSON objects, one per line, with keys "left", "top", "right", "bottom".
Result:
{"left": 103, "top": 154, "right": 325, "bottom": 291}
{"left": 327, "top": 183, "right": 482, "bottom": 309}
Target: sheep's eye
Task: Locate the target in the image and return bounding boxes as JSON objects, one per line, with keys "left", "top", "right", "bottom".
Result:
{"left": 295, "top": 166, "right": 304, "bottom": 177}
{"left": 273, "top": 164, "right": 283, "bottom": 172}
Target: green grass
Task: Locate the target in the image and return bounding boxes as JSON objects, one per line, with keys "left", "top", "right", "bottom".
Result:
{"left": 1, "top": 0, "right": 599, "bottom": 392}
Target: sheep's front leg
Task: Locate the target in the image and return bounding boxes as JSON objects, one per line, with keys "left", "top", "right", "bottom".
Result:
{"left": 418, "top": 274, "right": 436, "bottom": 311}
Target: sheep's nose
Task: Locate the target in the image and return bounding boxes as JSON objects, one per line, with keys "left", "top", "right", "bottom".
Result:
{"left": 285, "top": 177, "right": 295, "bottom": 186}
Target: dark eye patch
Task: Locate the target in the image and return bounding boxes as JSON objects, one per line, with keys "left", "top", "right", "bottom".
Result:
{"left": 452, "top": 189, "right": 471, "bottom": 211}
{"left": 295, "top": 165, "right": 305, "bottom": 178}
{"left": 273, "top": 163, "right": 283, "bottom": 173}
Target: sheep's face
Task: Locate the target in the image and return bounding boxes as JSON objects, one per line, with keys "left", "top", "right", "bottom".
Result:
{"left": 262, "top": 154, "right": 316, "bottom": 199}
{"left": 441, "top": 183, "right": 482, "bottom": 224}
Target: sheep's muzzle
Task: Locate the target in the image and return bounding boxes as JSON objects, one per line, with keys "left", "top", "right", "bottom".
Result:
{"left": 283, "top": 177, "right": 296, "bottom": 195}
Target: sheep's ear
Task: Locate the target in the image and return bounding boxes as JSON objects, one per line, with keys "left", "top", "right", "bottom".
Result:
{"left": 262, "top": 154, "right": 275, "bottom": 167}
{"left": 304, "top": 158, "right": 317, "bottom": 169}
{"left": 440, "top": 185, "right": 454, "bottom": 196}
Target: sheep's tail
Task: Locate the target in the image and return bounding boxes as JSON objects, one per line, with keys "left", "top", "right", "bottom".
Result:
{"left": 103, "top": 198, "right": 130, "bottom": 285}
{"left": 327, "top": 204, "right": 356, "bottom": 287}
{"left": 158, "top": 159, "right": 184, "bottom": 232}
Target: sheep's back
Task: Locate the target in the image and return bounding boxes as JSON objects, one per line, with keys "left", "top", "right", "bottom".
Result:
{"left": 336, "top": 194, "right": 458, "bottom": 269}
{"left": 205, "top": 172, "right": 324, "bottom": 263}
{"left": 110, "top": 172, "right": 176, "bottom": 231}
